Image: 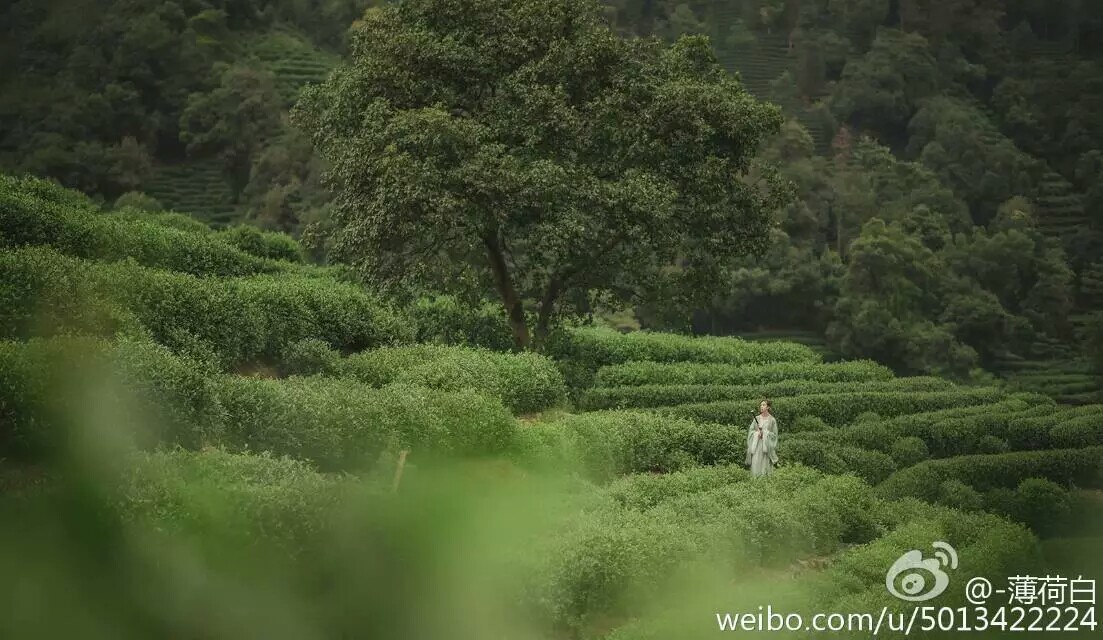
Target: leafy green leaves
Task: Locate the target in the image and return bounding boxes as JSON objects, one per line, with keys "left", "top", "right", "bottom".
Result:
{"left": 293, "top": 0, "right": 787, "bottom": 348}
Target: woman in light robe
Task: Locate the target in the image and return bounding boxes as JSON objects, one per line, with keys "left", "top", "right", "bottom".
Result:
{"left": 745, "top": 398, "right": 778, "bottom": 477}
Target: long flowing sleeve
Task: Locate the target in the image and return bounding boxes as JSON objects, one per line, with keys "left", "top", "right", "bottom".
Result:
{"left": 764, "top": 416, "right": 779, "bottom": 463}
{"left": 745, "top": 418, "right": 756, "bottom": 465}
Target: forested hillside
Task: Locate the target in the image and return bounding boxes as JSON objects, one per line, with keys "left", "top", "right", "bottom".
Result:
{"left": 3, "top": 0, "right": 1102, "bottom": 388}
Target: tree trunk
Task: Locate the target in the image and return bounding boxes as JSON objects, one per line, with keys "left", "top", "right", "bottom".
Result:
{"left": 482, "top": 232, "right": 531, "bottom": 350}
{"left": 533, "top": 276, "right": 562, "bottom": 351}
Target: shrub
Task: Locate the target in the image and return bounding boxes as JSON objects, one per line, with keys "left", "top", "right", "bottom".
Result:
{"left": 527, "top": 467, "right": 874, "bottom": 634}
{"left": 516, "top": 411, "right": 745, "bottom": 481}
{"left": 0, "top": 337, "right": 225, "bottom": 460}
{"left": 1, "top": 178, "right": 283, "bottom": 276}
{"left": 116, "top": 448, "right": 345, "bottom": 553}
{"left": 796, "top": 398, "right": 1063, "bottom": 459}
{"left": 660, "top": 388, "right": 1005, "bottom": 427}
{"left": 1010, "top": 478, "right": 1073, "bottom": 535}
{"left": 878, "top": 447, "right": 1103, "bottom": 503}
{"left": 849, "top": 422, "right": 896, "bottom": 451}
{"left": 279, "top": 338, "right": 341, "bottom": 376}
{"left": 1050, "top": 417, "right": 1103, "bottom": 448}
{"left": 0, "top": 337, "right": 106, "bottom": 459}
{"left": 337, "top": 344, "right": 567, "bottom": 414}
{"left": 3, "top": 173, "right": 95, "bottom": 210}
{"left": 854, "top": 411, "right": 883, "bottom": 424}
{"left": 889, "top": 436, "right": 930, "bottom": 468}
{"left": 106, "top": 338, "right": 227, "bottom": 449}
{"left": 108, "top": 209, "right": 213, "bottom": 234}
{"left": 112, "top": 192, "right": 163, "bottom": 212}
{"left": 335, "top": 344, "right": 452, "bottom": 386}
{"left": 937, "top": 479, "right": 983, "bottom": 511}
{"left": 1005, "top": 405, "right": 1103, "bottom": 450}
{"left": 544, "top": 325, "right": 821, "bottom": 389}
{"left": 781, "top": 439, "right": 895, "bottom": 484}
{"left": 975, "top": 434, "right": 1009, "bottom": 454}
{"left": 605, "top": 465, "right": 751, "bottom": 510}
{"left": 780, "top": 439, "right": 849, "bottom": 476}
{"left": 218, "top": 377, "right": 517, "bottom": 471}
{"left": 218, "top": 225, "right": 303, "bottom": 263}
{"left": 0, "top": 246, "right": 142, "bottom": 340}
{"left": 1, "top": 246, "right": 415, "bottom": 366}
{"left": 791, "top": 414, "right": 829, "bottom": 433}
{"left": 592, "top": 359, "right": 893, "bottom": 388}
{"left": 579, "top": 376, "right": 955, "bottom": 411}
{"left": 407, "top": 294, "right": 514, "bottom": 351}
{"left": 822, "top": 504, "right": 1038, "bottom": 613}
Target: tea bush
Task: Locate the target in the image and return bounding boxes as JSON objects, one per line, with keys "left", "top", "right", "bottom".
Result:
{"left": 116, "top": 448, "right": 347, "bottom": 553}
{"left": 0, "top": 337, "right": 225, "bottom": 459}
{"left": 1, "top": 246, "right": 414, "bottom": 366}
{"left": 407, "top": 294, "right": 515, "bottom": 351}
{"left": 605, "top": 464, "right": 751, "bottom": 510}
{"left": 544, "top": 325, "right": 821, "bottom": 389}
{"left": 515, "top": 411, "right": 744, "bottom": 481}
{"left": 660, "top": 388, "right": 1006, "bottom": 427}
{"left": 878, "top": 446, "right": 1103, "bottom": 502}
{"left": 218, "top": 225, "right": 303, "bottom": 263}
{"left": 580, "top": 376, "right": 955, "bottom": 410}
{"left": 336, "top": 344, "right": 567, "bottom": 414}
{"left": 219, "top": 377, "right": 517, "bottom": 471}
{"left": 1, "top": 175, "right": 284, "bottom": 276}
{"left": 593, "top": 359, "right": 893, "bottom": 388}
{"left": 279, "top": 338, "right": 341, "bottom": 376}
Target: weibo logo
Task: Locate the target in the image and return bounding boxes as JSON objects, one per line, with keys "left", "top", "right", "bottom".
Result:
{"left": 885, "top": 541, "right": 959, "bottom": 602}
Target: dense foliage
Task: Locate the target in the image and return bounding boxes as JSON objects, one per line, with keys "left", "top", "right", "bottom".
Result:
{"left": 2, "top": 2, "right": 1102, "bottom": 638}
{"left": 3, "top": 0, "right": 1102, "bottom": 376}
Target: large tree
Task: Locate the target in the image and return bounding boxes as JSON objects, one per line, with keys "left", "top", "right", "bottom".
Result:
{"left": 292, "top": 0, "right": 787, "bottom": 350}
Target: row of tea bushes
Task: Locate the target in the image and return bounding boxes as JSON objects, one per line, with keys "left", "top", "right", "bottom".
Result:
{"left": 1, "top": 246, "right": 414, "bottom": 366}
{"left": 579, "top": 376, "right": 956, "bottom": 411}
{"left": 778, "top": 438, "right": 898, "bottom": 484}
{"left": 100, "top": 448, "right": 1040, "bottom": 640}
{"left": 795, "top": 399, "right": 1102, "bottom": 459}
{"left": 877, "top": 446, "right": 1103, "bottom": 503}
{"left": 107, "top": 453, "right": 872, "bottom": 638}
{"left": 326, "top": 344, "right": 568, "bottom": 414}
{"left": 115, "top": 448, "right": 350, "bottom": 554}
{"left": 818, "top": 498, "right": 1040, "bottom": 616}
{"left": 528, "top": 494, "right": 1039, "bottom": 640}
{"left": 1, "top": 175, "right": 291, "bottom": 276}
{"left": 0, "top": 337, "right": 225, "bottom": 460}
{"left": 107, "top": 208, "right": 214, "bottom": 234}
{"left": 0, "top": 337, "right": 518, "bottom": 470}
{"left": 516, "top": 409, "right": 897, "bottom": 486}
{"left": 604, "top": 464, "right": 751, "bottom": 510}
{"left": 544, "top": 325, "right": 821, "bottom": 389}
{"left": 405, "top": 294, "right": 515, "bottom": 351}
{"left": 523, "top": 467, "right": 878, "bottom": 635}
{"left": 657, "top": 388, "right": 1007, "bottom": 428}
{"left": 514, "top": 410, "right": 747, "bottom": 482}
{"left": 220, "top": 377, "right": 517, "bottom": 472}
{"left": 593, "top": 359, "right": 893, "bottom": 388}
{"left": 216, "top": 224, "right": 304, "bottom": 263}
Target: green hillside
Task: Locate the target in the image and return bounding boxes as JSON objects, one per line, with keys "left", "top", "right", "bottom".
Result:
{"left": 2, "top": 1, "right": 1103, "bottom": 637}
{"left": 3, "top": 172, "right": 1102, "bottom": 638}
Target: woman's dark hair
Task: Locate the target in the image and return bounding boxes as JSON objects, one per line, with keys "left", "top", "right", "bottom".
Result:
{"left": 760, "top": 398, "right": 772, "bottom": 409}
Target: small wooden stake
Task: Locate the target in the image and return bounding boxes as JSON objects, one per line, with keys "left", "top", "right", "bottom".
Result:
{"left": 391, "top": 449, "right": 409, "bottom": 492}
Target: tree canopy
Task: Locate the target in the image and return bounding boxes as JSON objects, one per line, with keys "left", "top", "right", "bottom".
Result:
{"left": 292, "top": 0, "right": 788, "bottom": 350}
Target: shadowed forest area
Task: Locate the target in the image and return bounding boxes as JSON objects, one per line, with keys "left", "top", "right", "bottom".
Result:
{"left": 1, "top": 1, "right": 1102, "bottom": 638}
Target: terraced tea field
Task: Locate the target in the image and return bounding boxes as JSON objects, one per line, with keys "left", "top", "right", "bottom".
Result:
{"left": 1, "top": 174, "right": 1100, "bottom": 638}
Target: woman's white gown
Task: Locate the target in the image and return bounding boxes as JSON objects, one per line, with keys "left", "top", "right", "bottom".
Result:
{"left": 745, "top": 414, "right": 779, "bottom": 477}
